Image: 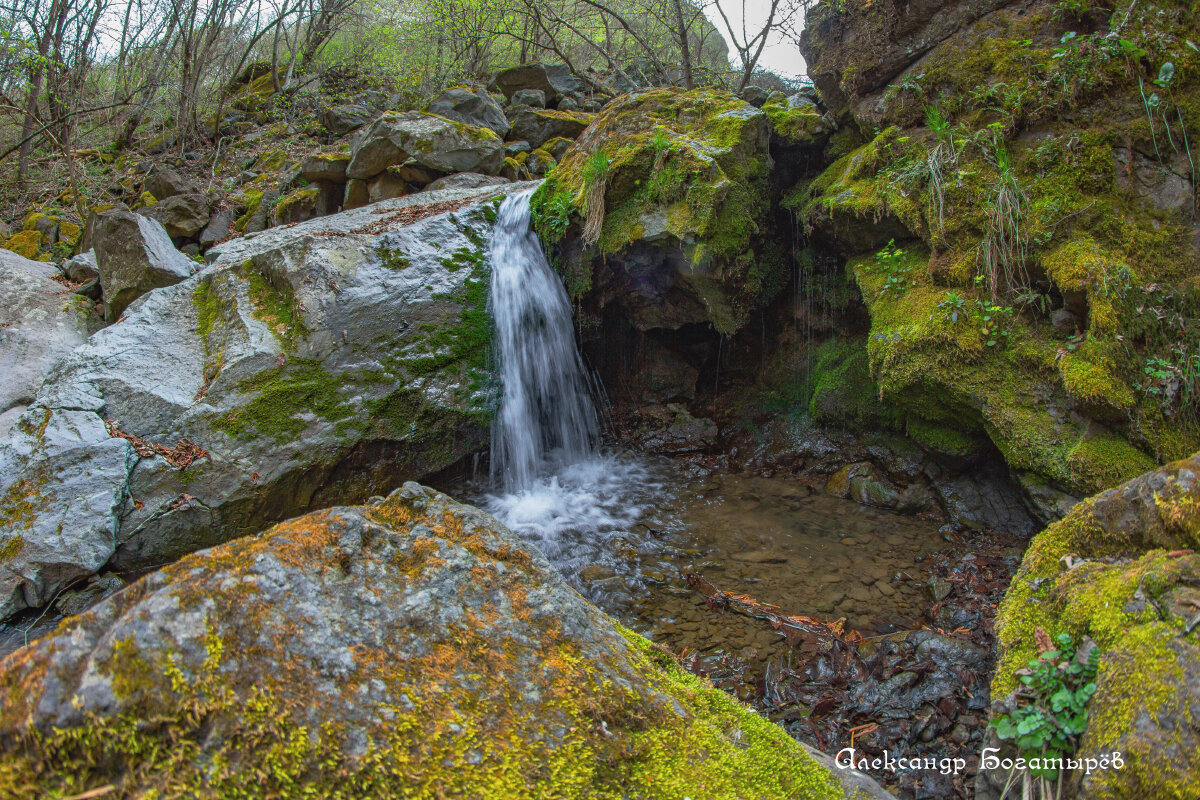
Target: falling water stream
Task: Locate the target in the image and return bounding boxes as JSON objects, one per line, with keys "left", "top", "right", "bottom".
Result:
{"left": 456, "top": 189, "right": 969, "bottom": 672}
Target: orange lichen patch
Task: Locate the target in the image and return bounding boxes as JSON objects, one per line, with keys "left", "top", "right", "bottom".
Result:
{"left": 0, "top": 489, "right": 842, "bottom": 799}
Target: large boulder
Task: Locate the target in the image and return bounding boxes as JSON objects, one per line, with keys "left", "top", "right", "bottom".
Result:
{"left": 530, "top": 88, "right": 776, "bottom": 335}
{"left": 506, "top": 107, "right": 593, "bottom": 150}
{"left": 427, "top": 85, "right": 511, "bottom": 138}
{"left": 299, "top": 151, "right": 351, "bottom": 183}
{"left": 0, "top": 183, "right": 530, "bottom": 622}
{"left": 0, "top": 483, "right": 846, "bottom": 799}
{"left": 347, "top": 111, "right": 504, "bottom": 181}
{"left": 144, "top": 167, "right": 201, "bottom": 201}
{"left": 489, "top": 63, "right": 586, "bottom": 104}
{"left": 988, "top": 454, "right": 1200, "bottom": 799}
{"left": 92, "top": 205, "right": 196, "bottom": 321}
{"left": 144, "top": 192, "right": 212, "bottom": 239}
{"left": 0, "top": 251, "right": 91, "bottom": 435}
{"left": 320, "top": 102, "right": 376, "bottom": 136}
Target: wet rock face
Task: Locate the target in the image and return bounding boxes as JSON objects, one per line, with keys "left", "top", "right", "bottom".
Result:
{"left": 0, "top": 483, "right": 845, "bottom": 800}
{"left": 991, "top": 454, "right": 1200, "bottom": 799}
{"left": 0, "top": 251, "right": 92, "bottom": 436}
{"left": 0, "top": 184, "right": 533, "bottom": 622}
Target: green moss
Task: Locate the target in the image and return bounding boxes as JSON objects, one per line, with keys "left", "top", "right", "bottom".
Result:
{"left": 376, "top": 244, "right": 410, "bottom": 271}
{"left": 532, "top": 88, "right": 779, "bottom": 334}
{"left": 234, "top": 189, "right": 264, "bottom": 233}
{"left": 235, "top": 259, "right": 308, "bottom": 351}
{"left": 992, "top": 452, "right": 1200, "bottom": 797}
{"left": 0, "top": 534, "right": 23, "bottom": 562}
{"left": 1058, "top": 353, "right": 1135, "bottom": 411}
{"left": 0, "top": 477, "right": 47, "bottom": 532}
{"left": 761, "top": 95, "right": 829, "bottom": 145}
{"left": 1065, "top": 432, "right": 1157, "bottom": 491}
{"left": 3, "top": 229, "right": 42, "bottom": 259}
{"left": 213, "top": 360, "right": 359, "bottom": 442}
{"left": 906, "top": 418, "right": 986, "bottom": 459}
{"left": 807, "top": 338, "right": 902, "bottom": 430}
{"left": 272, "top": 187, "right": 319, "bottom": 224}
{"left": 193, "top": 280, "right": 223, "bottom": 344}
{"left": 400, "top": 239, "right": 492, "bottom": 378}
{"left": 255, "top": 149, "right": 288, "bottom": 172}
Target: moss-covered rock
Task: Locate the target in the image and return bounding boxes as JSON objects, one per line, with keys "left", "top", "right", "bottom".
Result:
{"left": 761, "top": 93, "right": 835, "bottom": 146}
{"left": 2, "top": 229, "right": 43, "bottom": 260}
{"left": 991, "top": 454, "right": 1200, "bottom": 799}
{"left": 0, "top": 482, "right": 844, "bottom": 800}
{"left": 793, "top": 0, "right": 1200, "bottom": 499}
{"left": 531, "top": 88, "right": 780, "bottom": 334}
{"left": 272, "top": 186, "right": 320, "bottom": 225}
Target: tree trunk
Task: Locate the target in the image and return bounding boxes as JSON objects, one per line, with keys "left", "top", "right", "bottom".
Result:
{"left": 671, "top": 0, "right": 694, "bottom": 89}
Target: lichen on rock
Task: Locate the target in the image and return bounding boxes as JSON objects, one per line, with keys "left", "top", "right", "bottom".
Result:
{"left": 0, "top": 483, "right": 844, "bottom": 800}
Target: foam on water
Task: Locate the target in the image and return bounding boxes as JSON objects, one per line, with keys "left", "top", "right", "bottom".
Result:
{"left": 483, "top": 455, "right": 657, "bottom": 566}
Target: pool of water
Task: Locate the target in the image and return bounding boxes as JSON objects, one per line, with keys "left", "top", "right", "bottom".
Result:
{"left": 446, "top": 453, "right": 962, "bottom": 670}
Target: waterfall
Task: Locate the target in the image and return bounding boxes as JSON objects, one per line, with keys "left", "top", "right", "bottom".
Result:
{"left": 488, "top": 190, "right": 600, "bottom": 491}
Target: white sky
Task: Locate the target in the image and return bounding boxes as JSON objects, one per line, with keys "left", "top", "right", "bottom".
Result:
{"left": 700, "top": 0, "right": 809, "bottom": 79}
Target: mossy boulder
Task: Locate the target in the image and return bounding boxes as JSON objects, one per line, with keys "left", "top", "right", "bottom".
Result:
{"left": 0, "top": 184, "right": 529, "bottom": 622}
{"left": 427, "top": 85, "right": 511, "bottom": 138}
{"left": 271, "top": 186, "right": 321, "bottom": 225}
{"left": 507, "top": 107, "right": 594, "bottom": 149}
{"left": 347, "top": 111, "right": 504, "bottom": 181}
{"left": 2, "top": 229, "right": 43, "bottom": 260}
{"left": 299, "top": 152, "right": 351, "bottom": 183}
{"left": 531, "top": 88, "right": 779, "bottom": 335}
{"left": 0, "top": 482, "right": 846, "bottom": 800}
{"left": 761, "top": 93, "right": 836, "bottom": 146}
{"left": 990, "top": 454, "right": 1200, "bottom": 799}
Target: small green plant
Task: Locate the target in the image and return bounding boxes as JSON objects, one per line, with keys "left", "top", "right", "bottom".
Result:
{"left": 872, "top": 240, "right": 913, "bottom": 299}
{"left": 992, "top": 633, "right": 1099, "bottom": 797}
{"left": 1139, "top": 61, "right": 1196, "bottom": 209}
{"left": 1134, "top": 341, "right": 1200, "bottom": 422}
{"left": 874, "top": 239, "right": 907, "bottom": 264}
{"left": 934, "top": 290, "right": 968, "bottom": 323}
{"left": 977, "top": 300, "right": 1015, "bottom": 348}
